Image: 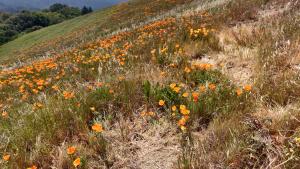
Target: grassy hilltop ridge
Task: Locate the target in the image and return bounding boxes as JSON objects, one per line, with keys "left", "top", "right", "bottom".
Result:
{"left": 0, "top": 0, "right": 300, "bottom": 168}
{"left": 0, "top": 7, "right": 115, "bottom": 63}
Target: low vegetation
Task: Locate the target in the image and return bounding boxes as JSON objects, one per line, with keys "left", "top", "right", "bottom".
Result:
{"left": 0, "top": 0, "right": 299, "bottom": 168}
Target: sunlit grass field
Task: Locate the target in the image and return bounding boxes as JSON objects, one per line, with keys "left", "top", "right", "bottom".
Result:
{"left": 0, "top": 7, "right": 116, "bottom": 63}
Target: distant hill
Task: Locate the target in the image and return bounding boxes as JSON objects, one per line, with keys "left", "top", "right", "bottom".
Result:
{"left": 0, "top": 0, "right": 126, "bottom": 12}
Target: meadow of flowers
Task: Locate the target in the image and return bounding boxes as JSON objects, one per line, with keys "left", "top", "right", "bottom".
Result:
{"left": 0, "top": 0, "right": 300, "bottom": 168}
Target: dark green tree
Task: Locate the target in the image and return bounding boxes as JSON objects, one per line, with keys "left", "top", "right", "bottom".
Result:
{"left": 59, "top": 7, "right": 81, "bottom": 19}
{"left": 0, "top": 3, "right": 83, "bottom": 45}
{"left": 49, "top": 3, "right": 68, "bottom": 12}
{"left": 81, "top": 6, "right": 93, "bottom": 15}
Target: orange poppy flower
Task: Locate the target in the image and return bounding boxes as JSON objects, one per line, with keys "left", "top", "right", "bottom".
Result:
{"left": 169, "top": 83, "right": 176, "bottom": 89}
{"left": 67, "top": 146, "right": 76, "bottom": 155}
{"left": 244, "top": 85, "right": 252, "bottom": 92}
{"left": 180, "top": 108, "right": 190, "bottom": 115}
{"left": 199, "top": 85, "right": 206, "bottom": 92}
{"left": 159, "top": 100, "right": 165, "bottom": 106}
{"left": 27, "top": 165, "right": 37, "bottom": 169}
{"left": 208, "top": 84, "right": 216, "bottom": 91}
{"left": 73, "top": 157, "right": 81, "bottom": 167}
{"left": 92, "top": 123, "right": 103, "bottom": 133}
{"left": 182, "top": 92, "right": 189, "bottom": 98}
{"left": 171, "top": 105, "right": 177, "bottom": 111}
{"left": 192, "top": 92, "right": 199, "bottom": 102}
{"left": 173, "top": 87, "right": 181, "bottom": 93}
{"left": 148, "top": 111, "right": 155, "bottom": 116}
{"left": 2, "top": 154, "right": 10, "bottom": 161}
{"left": 184, "top": 67, "right": 191, "bottom": 73}
{"left": 63, "top": 91, "right": 75, "bottom": 99}
{"left": 178, "top": 117, "right": 186, "bottom": 126}
{"left": 180, "top": 125, "right": 187, "bottom": 131}
{"left": 236, "top": 89, "right": 243, "bottom": 96}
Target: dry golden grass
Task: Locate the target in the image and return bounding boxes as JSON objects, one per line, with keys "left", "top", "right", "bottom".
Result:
{"left": 0, "top": 0, "right": 300, "bottom": 168}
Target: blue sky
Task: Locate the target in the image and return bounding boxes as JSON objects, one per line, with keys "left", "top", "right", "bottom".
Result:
{"left": 0, "top": 0, "right": 127, "bottom": 10}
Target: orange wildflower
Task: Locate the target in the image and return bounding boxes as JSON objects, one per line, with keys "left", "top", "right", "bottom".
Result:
{"left": 86, "top": 85, "right": 94, "bottom": 90}
{"left": 19, "top": 85, "right": 25, "bottom": 93}
{"left": 73, "top": 157, "right": 81, "bottom": 167}
{"left": 159, "top": 100, "right": 165, "bottom": 106}
{"left": 180, "top": 125, "right": 187, "bottom": 131}
{"left": 140, "top": 111, "right": 147, "bottom": 117}
{"left": 192, "top": 92, "right": 199, "bottom": 102}
{"left": 172, "top": 105, "right": 177, "bottom": 111}
{"left": 148, "top": 111, "right": 155, "bottom": 116}
{"left": 32, "top": 89, "right": 39, "bottom": 94}
{"left": 27, "top": 165, "right": 37, "bottom": 169}
{"left": 92, "top": 123, "right": 104, "bottom": 133}
{"left": 37, "top": 86, "right": 43, "bottom": 90}
{"left": 236, "top": 89, "right": 243, "bottom": 96}
{"left": 179, "top": 105, "right": 186, "bottom": 110}
{"left": 169, "top": 83, "right": 176, "bottom": 89}
{"left": 180, "top": 105, "right": 190, "bottom": 115}
{"left": 244, "top": 85, "right": 252, "bottom": 92}
{"left": 199, "top": 85, "right": 206, "bottom": 92}
{"left": 208, "top": 84, "right": 216, "bottom": 91}
{"left": 63, "top": 91, "right": 75, "bottom": 99}
{"left": 180, "top": 108, "right": 190, "bottom": 115}
{"left": 204, "top": 63, "right": 212, "bottom": 70}
{"left": 184, "top": 67, "right": 191, "bottom": 73}
{"left": 2, "top": 154, "right": 10, "bottom": 161}
{"left": 173, "top": 87, "right": 181, "bottom": 93}
{"left": 33, "top": 102, "right": 43, "bottom": 109}
{"left": 96, "top": 82, "right": 103, "bottom": 87}
{"left": 36, "top": 79, "right": 45, "bottom": 86}
{"left": 51, "top": 85, "right": 59, "bottom": 91}
{"left": 67, "top": 146, "right": 76, "bottom": 155}
{"left": 182, "top": 92, "right": 189, "bottom": 98}
{"left": 118, "top": 76, "right": 125, "bottom": 81}
{"left": 178, "top": 117, "right": 187, "bottom": 126}
{"left": 183, "top": 115, "right": 190, "bottom": 120}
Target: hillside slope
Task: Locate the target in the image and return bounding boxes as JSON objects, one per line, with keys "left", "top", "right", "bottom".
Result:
{"left": 0, "top": 0, "right": 192, "bottom": 64}
{"left": 0, "top": 7, "right": 115, "bottom": 63}
{"left": 0, "top": 0, "right": 300, "bottom": 168}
